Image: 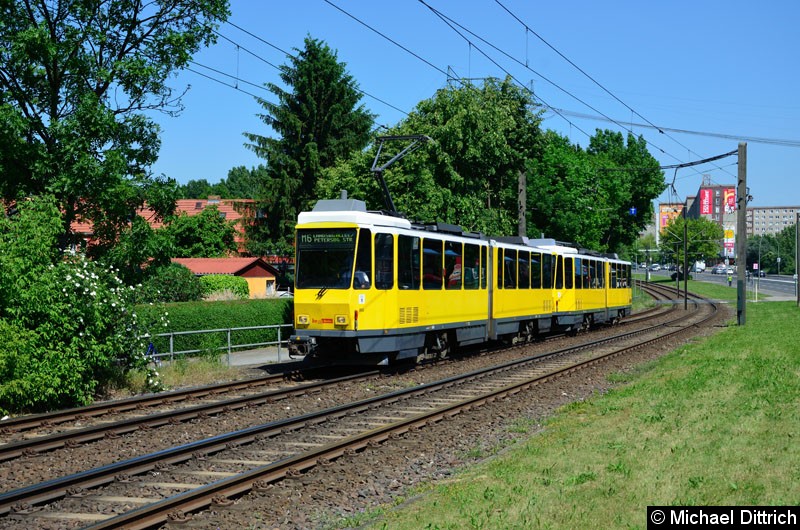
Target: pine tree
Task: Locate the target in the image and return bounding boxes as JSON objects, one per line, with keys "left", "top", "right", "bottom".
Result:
{"left": 244, "top": 37, "right": 374, "bottom": 256}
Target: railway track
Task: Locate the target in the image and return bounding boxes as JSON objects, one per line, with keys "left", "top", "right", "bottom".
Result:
{"left": 0, "top": 287, "right": 715, "bottom": 529}
{"left": 0, "top": 281, "right": 671, "bottom": 465}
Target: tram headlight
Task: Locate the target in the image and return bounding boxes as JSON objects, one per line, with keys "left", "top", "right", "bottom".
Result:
{"left": 297, "top": 315, "right": 310, "bottom": 325}
{"left": 335, "top": 314, "right": 348, "bottom": 326}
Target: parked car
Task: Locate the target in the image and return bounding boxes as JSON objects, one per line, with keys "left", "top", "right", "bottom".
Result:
{"left": 649, "top": 264, "right": 661, "bottom": 271}
{"left": 710, "top": 265, "right": 726, "bottom": 274}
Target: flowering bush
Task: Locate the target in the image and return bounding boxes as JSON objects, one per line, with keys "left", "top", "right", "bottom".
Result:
{"left": 0, "top": 196, "right": 165, "bottom": 415}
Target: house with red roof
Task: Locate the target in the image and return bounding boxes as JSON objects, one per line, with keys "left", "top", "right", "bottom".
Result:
{"left": 172, "top": 257, "right": 282, "bottom": 298}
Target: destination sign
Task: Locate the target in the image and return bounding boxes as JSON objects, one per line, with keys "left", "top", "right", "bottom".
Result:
{"left": 298, "top": 229, "right": 356, "bottom": 248}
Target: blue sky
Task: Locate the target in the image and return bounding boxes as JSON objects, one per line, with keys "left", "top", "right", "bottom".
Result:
{"left": 150, "top": 0, "right": 800, "bottom": 208}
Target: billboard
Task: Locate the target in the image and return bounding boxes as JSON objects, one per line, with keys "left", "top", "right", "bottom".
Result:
{"left": 659, "top": 203, "right": 683, "bottom": 231}
{"left": 724, "top": 188, "right": 736, "bottom": 213}
{"left": 699, "top": 189, "right": 712, "bottom": 215}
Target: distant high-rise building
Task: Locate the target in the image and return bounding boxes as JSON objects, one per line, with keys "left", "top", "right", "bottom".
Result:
{"left": 746, "top": 206, "right": 800, "bottom": 237}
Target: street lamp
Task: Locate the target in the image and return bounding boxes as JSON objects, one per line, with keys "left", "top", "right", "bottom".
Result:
{"left": 756, "top": 235, "right": 763, "bottom": 302}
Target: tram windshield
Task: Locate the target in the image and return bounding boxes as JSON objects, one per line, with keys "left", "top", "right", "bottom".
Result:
{"left": 295, "top": 228, "right": 357, "bottom": 289}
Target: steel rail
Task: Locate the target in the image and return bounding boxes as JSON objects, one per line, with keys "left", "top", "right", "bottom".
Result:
{"left": 0, "top": 372, "right": 295, "bottom": 434}
{"left": 0, "top": 371, "right": 377, "bottom": 463}
{"left": 0, "top": 282, "right": 662, "bottom": 457}
{"left": 85, "top": 293, "right": 717, "bottom": 529}
{"left": 0, "top": 291, "right": 713, "bottom": 521}
{"left": 0, "top": 282, "right": 673, "bottom": 463}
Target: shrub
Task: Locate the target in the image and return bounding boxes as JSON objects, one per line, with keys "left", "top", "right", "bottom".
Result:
{"left": 0, "top": 255, "right": 166, "bottom": 415}
{"left": 199, "top": 274, "right": 249, "bottom": 299}
{"left": 0, "top": 196, "right": 165, "bottom": 415}
{"left": 138, "top": 298, "right": 292, "bottom": 357}
{"left": 139, "top": 263, "right": 203, "bottom": 303}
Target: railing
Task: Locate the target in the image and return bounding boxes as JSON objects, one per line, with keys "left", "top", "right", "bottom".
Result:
{"left": 145, "top": 323, "right": 295, "bottom": 366}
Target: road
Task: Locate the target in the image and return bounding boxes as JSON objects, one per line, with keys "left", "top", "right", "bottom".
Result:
{"left": 644, "top": 269, "right": 798, "bottom": 301}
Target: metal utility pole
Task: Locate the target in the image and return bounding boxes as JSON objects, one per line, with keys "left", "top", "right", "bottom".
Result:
{"left": 518, "top": 170, "right": 526, "bottom": 237}
{"left": 683, "top": 209, "right": 688, "bottom": 310}
{"left": 736, "top": 142, "right": 747, "bottom": 325}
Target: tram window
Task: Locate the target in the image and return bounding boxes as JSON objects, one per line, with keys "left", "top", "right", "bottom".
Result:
{"left": 573, "top": 258, "right": 581, "bottom": 290}
{"left": 464, "top": 243, "right": 480, "bottom": 290}
{"left": 543, "top": 254, "right": 554, "bottom": 289}
{"left": 531, "top": 252, "right": 542, "bottom": 289}
{"left": 610, "top": 263, "right": 618, "bottom": 288}
{"left": 375, "top": 233, "right": 394, "bottom": 290}
{"left": 584, "top": 261, "right": 591, "bottom": 289}
{"left": 445, "top": 241, "right": 462, "bottom": 290}
{"left": 398, "top": 235, "right": 420, "bottom": 290}
{"left": 519, "top": 251, "right": 530, "bottom": 289}
{"left": 556, "top": 255, "right": 564, "bottom": 289}
{"left": 423, "top": 239, "right": 443, "bottom": 290}
{"left": 497, "top": 248, "right": 504, "bottom": 289}
{"left": 353, "top": 229, "right": 372, "bottom": 289}
{"left": 565, "top": 257, "right": 574, "bottom": 289}
{"left": 295, "top": 228, "right": 356, "bottom": 289}
{"left": 599, "top": 262, "right": 605, "bottom": 288}
{"left": 481, "top": 246, "right": 487, "bottom": 289}
{"left": 504, "top": 249, "right": 517, "bottom": 288}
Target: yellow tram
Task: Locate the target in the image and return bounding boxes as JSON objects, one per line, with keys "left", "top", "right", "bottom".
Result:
{"left": 289, "top": 196, "right": 632, "bottom": 365}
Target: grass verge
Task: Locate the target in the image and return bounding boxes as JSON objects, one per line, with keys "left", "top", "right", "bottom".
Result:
{"left": 110, "top": 355, "right": 250, "bottom": 396}
{"left": 370, "top": 301, "right": 800, "bottom": 529}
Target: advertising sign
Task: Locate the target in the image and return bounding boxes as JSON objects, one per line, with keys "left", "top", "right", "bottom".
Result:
{"left": 659, "top": 203, "right": 683, "bottom": 231}
{"left": 699, "top": 189, "right": 712, "bottom": 215}
{"left": 724, "top": 188, "right": 736, "bottom": 213}
{"left": 724, "top": 241, "right": 735, "bottom": 257}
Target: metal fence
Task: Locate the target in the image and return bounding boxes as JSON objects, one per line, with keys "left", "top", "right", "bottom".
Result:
{"left": 145, "top": 323, "right": 294, "bottom": 366}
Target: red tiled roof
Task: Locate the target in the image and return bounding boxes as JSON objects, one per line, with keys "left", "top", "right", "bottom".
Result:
{"left": 172, "top": 257, "right": 278, "bottom": 277}
{"left": 71, "top": 198, "right": 253, "bottom": 233}
{"left": 70, "top": 198, "right": 256, "bottom": 253}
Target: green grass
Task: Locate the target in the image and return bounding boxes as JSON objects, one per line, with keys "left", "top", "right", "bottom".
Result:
{"left": 636, "top": 273, "right": 765, "bottom": 303}
{"left": 111, "top": 355, "right": 249, "bottom": 396}
{"left": 368, "top": 301, "right": 800, "bottom": 529}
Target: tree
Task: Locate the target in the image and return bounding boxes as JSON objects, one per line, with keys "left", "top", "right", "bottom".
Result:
{"left": 318, "top": 78, "right": 544, "bottom": 236}
{"left": 161, "top": 205, "right": 238, "bottom": 258}
{"left": 138, "top": 262, "right": 203, "bottom": 303}
{"left": 101, "top": 215, "right": 174, "bottom": 285}
{"left": 527, "top": 131, "right": 603, "bottom": 247}
{"left": 244, "top": 36, "right": 374, "bottom": 255}
{"left": 179, "top": 179, "right": 217, "bottom": 199}
{"left": 526, "top": 129, "right": 664, "bottom": 251}
{"left": 0, "top": 196, "right": 163, "bottom": 414}
{"left": 0, "top": 0, "right": 230, "bottom": 251}
{"left": 224, "top": 165, "right": 264, "bottom": 198}
{"left": 587, "top": 131, "right": 664, "bottom": 249}
{"left": 659, "top": 215, "right": 723, "bottom": 272}
{"left": 749, "top": 227, "right": 798, "bottom": 275}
